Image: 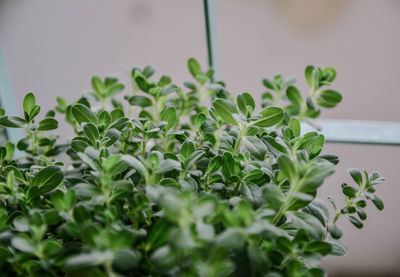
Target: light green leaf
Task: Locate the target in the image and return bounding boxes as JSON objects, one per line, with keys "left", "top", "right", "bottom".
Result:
{"left": 237, "top": 92, "right": 255, "bottom": 116}
{"left": 91, "top": 76, "right": 104, "bottom": 94}
{"left": 83, "top": 123, "right": 100, "bottom": 144}
{"left": 305, "top": 65, "right": 315, "bottom": 89}
{"left": 32, "top": 166, "right": 64, "bottom": 194}
{"left": 128, "top": 95, "right": 153, "bottom": 107}
{"left": 212, "top": 99, "right": 238, "bottom": 125}
{"left": 303, "top": 241, "right": 332, "bottom": 256}
{"left": 71, "top": 104, "right": 97, "bottom": 125}
{"left": 37, "top": 118, "right": 58, "bottom": 131}
{"left": 278, "top": 155, "right": 296, "bottom": 183}
{"left": 23, "top": 93, "right": 36, "bottom": 115}
{"left": 188, "top": 58, "right": 201, "bottom": 78}
{"left": 11, "top": 237, "right": 35, "bottom": 253}
{"left": 155, "top": 159, "right": 181, "bottom": 174}
{"left": 289, "top": 118, "right": 301, "bottom": 137}
{"left": 180, "top": 141, "right": 195, "bottom": 159}
{"left": 286, "top": 86, "right": 303, "bottom": 106}
{"left": 160, "top": 107, "right": 176, "bottom": 131}
{"left": 252, "top": 107, "right": 283, "bottom": 127}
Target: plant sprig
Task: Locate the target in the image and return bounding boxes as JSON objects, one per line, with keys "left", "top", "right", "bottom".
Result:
{"left": 0, "top": 58, "right": 385, "bottom": 277}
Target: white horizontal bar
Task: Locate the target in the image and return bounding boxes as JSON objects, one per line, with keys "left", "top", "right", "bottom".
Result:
{"left": 301, "top": 119, "right": 400, "bottom": 145}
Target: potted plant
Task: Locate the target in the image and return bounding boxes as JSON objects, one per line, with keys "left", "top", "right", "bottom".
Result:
{"left": 0, "top": 58, "right": 385, "bottom": 276}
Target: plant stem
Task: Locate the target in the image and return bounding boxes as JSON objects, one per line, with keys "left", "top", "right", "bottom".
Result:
{"left": 233, "top": 126, "right": 246, "bottom": 154}
{"left": 214, "top": 125, "right": 221, "bottom": 152}
{"left": 333, "top": 182, "right": 366, "bottom": 224}
{"left": 272, "top": 177, "right": 304, "bottom": 225}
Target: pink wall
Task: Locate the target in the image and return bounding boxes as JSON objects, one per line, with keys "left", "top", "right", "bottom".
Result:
{"left": 1, "top": 0, "right": 399, "bottom": 275}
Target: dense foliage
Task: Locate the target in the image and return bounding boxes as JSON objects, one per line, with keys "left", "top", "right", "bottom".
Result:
{"left": 0, "top": 59, "right": 385, "bottom": 276}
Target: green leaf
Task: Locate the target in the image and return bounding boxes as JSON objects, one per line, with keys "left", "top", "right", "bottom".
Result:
{"left": 195, "top": 113, "right": 206, "bottom": 130}
{"left": 217, "top": 228, "right": 246, "bottom": 250}
{"left": 342, "top": 185, "right": 357, "bottom": 198}
{"left": 0, "top": 147, "right": 6, "bottom": 161}
{"left": 207, "top": 156, "right": 222, "bottom": 174}
{"left": 188, "top": 58, "right": 201, "bottom": 78}
{"left": 286, "top": 86, "right": 303, "bottom": 106}
{"left": 128, "top": 95, "right": 153, "bottom": 107}
{"left": 297, "top": 132, "right": 319, "bottom": 150}
{"left": 262, "top": 78, "right": 275, "bottom": 90}
{"left": 122, "top": 155, "right": 148, "bottom": 179}
{"left": 303, "top": 241, "right": 332, "bottom": 256}
{"left": 200, "top": 119, "right": 218, "bottom": 133}
{"left": 155, "top": 159, "right": 181, "bottom": 174}
{"left": 23, "top": 93, "right": 36, "bottom": 115}
{"left": 348, "top": 215, "right": 363, "bottom": 229}
{"left": 283, "top": 212, "right": 326, "bottom": 240}
{"left": 316, "top": 90, "right": 342, "bottom": 108}
{"left": 264, "top": 136, "right": 288, "bottom": 154}
{"left": 11, "top": 237, "right": 35, "bottom": 253}
{"left": 180, "top": 141, "right": 195, "bottom": 159}
{"left": 372, "top": 194, "right": 384, "bottom": 210}
{"left": 135, "top": 75, "right": 152, "bottom": 93}
{"left": 305, "top": 65, "right": 315, "bottom": 89}
{"left": 348, "top": 168, "right": 363, "bottom": 186}
{"left": 356, "top": 207, "right": 367, "bottom": 220}
{"left": 142, "top": 65, "right": 156, "bottom": 78}
{"left": 98, "top": 110, "right": 111, "bottom": 127}
{"left": 243, "top": 136, "right": 267, "bottom": 160}
{"left": 286, "top": 259, "right": 302, "bottom": 277}
{"left": 288, "top": 118, "right": 301, "bottom": 137}
{"left": 113, "top": 249, "right": 140, "bottom": 271}
{"left": 147, "top": 219, "right": 171, "bottom": 250}
{"left": 323, "top": 67, "right": 336, "bottom": 82}
{"left": 64, "top": 189, "right": 77, "bottom": 210}
{"left": 91, "top": 76, "right": 104, "bottom": 94}
{"left": 71, "top": 137, "right": 90, "bottom": 152}
{"left": 50, "top": 190, "right": 65, "bottom": 210}
{"left": 329, "top": 223, "right": 343, "bottom": 239}
{"left": 241, "top": 183, "right": 264, "bottom": 206}
{"left": 83, "top": 123, "right": 100, "bottom": 144}
{"left": 32, "top": 166, "right": 64, "bottom": 194}
{"left": 329, "top": 239, "right": 347, "bottom": 256}
{"left": 276, "top": 236, "right": 293, "bottom": 254}
{"left": 66, "top": 251, "right": 113, "bottom": 270}
{"left": 212, "top": 99, "right": 238, "bottom": 125}
{"left": 108, "top": 83, "right": 124, "bottom": 96}
{"left": 278, "top": 155, "right": 296, "bottom": 183}
{"left": 71, "top": 103, "right": 97, "bottom": 125}
{"left": 319, "top": 89, "right": 342, "bottom": 104}
{"left": 160, "top": 107, "right": 176, "bottom": 131}
{"left": 252, "top": 107, "right": 283, "bottom": 127}
{"left": 301, "top": 162, "right": 335, "bottom": 192}
{"left": 237, "top": 92, "right": 255, "bottom": 116}
{"left": 263, "top": 184, "right": 284, "bottom": 209}
{"left": 184, "top": 150, "right": 205, "bottom": 170}
{"left": 0, "top": 116, "right": 24, "bottom": 128}
{"left": 243, "top": 169, "right": 264, "bottom": 181}
{"left": 37, "top": 118, "right": 58, "bottom": 131}
{"left": 4, "top": 142, "right": 15, "bottom": 160}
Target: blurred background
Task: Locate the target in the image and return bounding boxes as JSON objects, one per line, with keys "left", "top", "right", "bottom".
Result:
{"left": 0, "top": 0, "right": 399, "bottom": 276}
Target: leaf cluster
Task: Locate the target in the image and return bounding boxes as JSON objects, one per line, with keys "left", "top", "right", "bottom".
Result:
{"left": 0, "top": 59, "right": 385, "bottom": 277}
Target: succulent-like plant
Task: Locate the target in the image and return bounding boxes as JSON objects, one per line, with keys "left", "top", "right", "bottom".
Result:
{"left": 0, "top": 58, "right": 385, "bottom": 276}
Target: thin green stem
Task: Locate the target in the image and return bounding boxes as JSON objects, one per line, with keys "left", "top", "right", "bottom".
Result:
{"left": 214, "top": 125, "right": 221, "bottom": 152}
{"left": 233, "top": 125, "right": 246, "bottom": 154}
{"left": 272, "top": 177, "right": 305, "bottom": 225}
